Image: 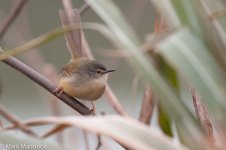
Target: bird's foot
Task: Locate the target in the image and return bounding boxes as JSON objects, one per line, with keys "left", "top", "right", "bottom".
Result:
{"left": 89, "top": 101, "right": 96, "bottom": 115}
{"left": 52, "top": 87, "right": 64, "bottom": 97}
{"left": 89, "top": 107, "right": 96, "bottom": 115}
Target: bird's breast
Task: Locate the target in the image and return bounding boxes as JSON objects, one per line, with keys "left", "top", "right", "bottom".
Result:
{"left": 59, "top": 76, "right": 107, "bottom": 100}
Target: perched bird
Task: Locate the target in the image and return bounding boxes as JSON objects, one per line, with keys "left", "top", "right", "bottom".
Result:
{"left": 53, "top": 10, "right": 115, "bottom": 113}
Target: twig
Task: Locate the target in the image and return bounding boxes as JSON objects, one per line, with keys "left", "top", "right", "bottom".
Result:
{"left": 191, "top": 88, "right": 213, "bottom": 139}
{"left": 1, "top": 54, "right": 91, "bottom": 115}
{"left": 0, "top": 0, "right": 28, "bottom": 40}
{"left": 138, "top": 85, "right": 155, "bottom": 125}
{"left": 0, "top": 104, "right": 37, "bottom": 137}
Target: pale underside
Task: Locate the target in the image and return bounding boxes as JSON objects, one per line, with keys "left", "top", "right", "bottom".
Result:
{"left": 59, "top": 74, "right": 107, "bottom": 100}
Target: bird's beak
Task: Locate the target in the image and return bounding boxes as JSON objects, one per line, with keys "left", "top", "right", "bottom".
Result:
{"left": 105, "top": 70, "right": 116, "bottom": 74}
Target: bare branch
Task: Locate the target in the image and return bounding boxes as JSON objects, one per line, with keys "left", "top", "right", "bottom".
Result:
{"left": 0, "top": 0, "right": 28, "bottom": 40}
{"left": 138, "top": 85, "right": 155, "bottom": 125}
{"left": 0, "top": 104, "right": 37, "bottom": 137}
{"left": 191, "top": 88, "right": 213, "bottom": 139}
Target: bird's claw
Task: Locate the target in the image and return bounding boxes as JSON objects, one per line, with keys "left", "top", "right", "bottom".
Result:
{"left": 89, "top": 107, "right": 96, "bottom": 115}
{"left": 89, "top": 101, "right": 96, "bottom": 115}
{"left": 52, "top": 87, "right": 64, "bottom": 97}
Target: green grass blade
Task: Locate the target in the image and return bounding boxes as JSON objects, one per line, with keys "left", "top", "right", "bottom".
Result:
{"left": 0, "top": 26, "right": 76, "bottom": 60}
{"left": 157, "top": 28, "right": 226, "bottom": 124}
{"left": 171, "top": 0, "right": 202, "bottom": 34}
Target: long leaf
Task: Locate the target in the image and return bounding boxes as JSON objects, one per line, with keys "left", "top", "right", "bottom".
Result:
{"left": 0, "top": 26, "right": 77, "bottom": 61}
{"left": 85, "top": 0, "right": 204, "bottom": 148}
{"left": 157, "top": 28, "right": 226, "bottom": 124}
{"left": 3, "top": 115, "right": 189, "bottom": 150}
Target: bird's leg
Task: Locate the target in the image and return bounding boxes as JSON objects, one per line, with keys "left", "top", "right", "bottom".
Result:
{"left": 52, "top": 86, "right": 64, "bottom": 97}
{"left": 89, "top": 101, "right": 96, "bottom": 115}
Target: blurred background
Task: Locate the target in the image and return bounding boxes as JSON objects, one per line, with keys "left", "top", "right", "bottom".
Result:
{"left": 0, "top": 0, "right": 156, "bottom": 149}
{"left": 1, "top": 0, "right": 226, "bottom": 150}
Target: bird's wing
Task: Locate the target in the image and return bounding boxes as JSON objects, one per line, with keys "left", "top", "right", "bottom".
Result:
{"left": 58, "top": 62, "right": 77, "bottom": 78}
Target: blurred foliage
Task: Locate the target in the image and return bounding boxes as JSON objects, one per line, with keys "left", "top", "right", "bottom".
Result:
{"left": 158, "top": 104, "right": 173, "bottom": 137}
{"left": 1, "top": 0, "right": 226, "bottom": 149}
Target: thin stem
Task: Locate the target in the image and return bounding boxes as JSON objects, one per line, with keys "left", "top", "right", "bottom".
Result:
{"left": 0, "top": 0, "right": 28, "bottom": 40}
{"left": 138, "top": 85, "right": 155, "bottom": 125}
{"left": 191, "top": 88, "right": 213, "bottom": 139}
{"left": 0, "top": 104, "right": 37, "bottom": 137}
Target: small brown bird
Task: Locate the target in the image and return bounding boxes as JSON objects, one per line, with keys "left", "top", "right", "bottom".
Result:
{"left": 53, "top": 10, "right": 115, "bottom": 113}
{"left": 54, "top": 57, "right": 115, "bottom": 107}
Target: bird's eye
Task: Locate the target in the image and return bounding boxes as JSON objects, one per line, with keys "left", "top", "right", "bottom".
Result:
{"left": 96, "top": 70, "right": 102, "bottom": 74}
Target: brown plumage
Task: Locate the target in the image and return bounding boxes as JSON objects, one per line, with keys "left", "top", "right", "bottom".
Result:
{"left": 57, "top": 57, "right": 109, "bottom": 100}
{"left": 55, "top": 9, "right": 115, "bottom": 113}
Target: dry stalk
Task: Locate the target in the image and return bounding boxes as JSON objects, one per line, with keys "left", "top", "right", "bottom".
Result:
{"left": 191, "top": 88, "right": 213, "bottom": 139}
{"left": 138, "top": 85, "right": 155, "bottom": 125}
